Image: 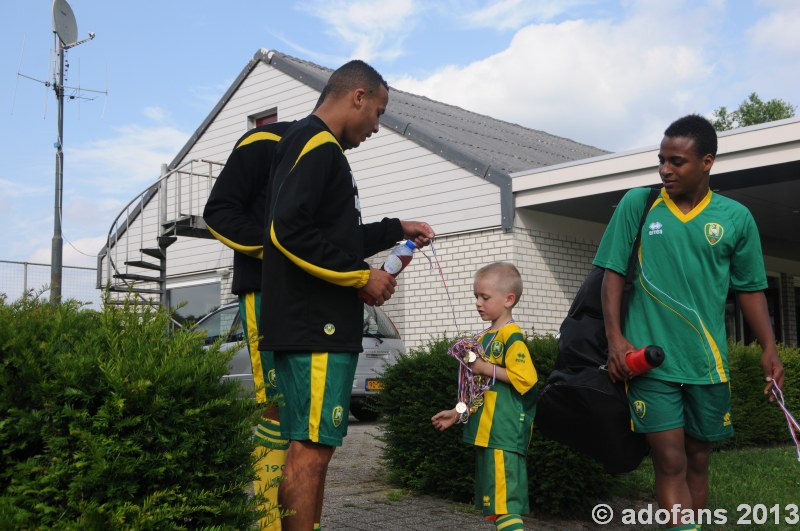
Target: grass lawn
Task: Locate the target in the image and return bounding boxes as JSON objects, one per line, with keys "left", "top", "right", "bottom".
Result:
{"left": 615, "top": 445, "right": 799, "bottom": 530}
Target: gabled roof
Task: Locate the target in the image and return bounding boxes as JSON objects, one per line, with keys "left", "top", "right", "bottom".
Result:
{"left": 169, "top": 49, "right": 607, "bottom": 231}
{"left": 258, "top": 50, "right": 607, "bottom": 173}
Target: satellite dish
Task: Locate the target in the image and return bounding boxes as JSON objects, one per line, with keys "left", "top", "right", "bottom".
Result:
{"left": 52, "top": 0, "right": 78, "bottom": 47}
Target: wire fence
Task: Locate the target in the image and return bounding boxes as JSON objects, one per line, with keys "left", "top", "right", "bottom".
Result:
{"left": 0, "top": 260, "right": 101, "bottom": 308}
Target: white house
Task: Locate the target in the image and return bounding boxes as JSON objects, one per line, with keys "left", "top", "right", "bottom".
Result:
{"left": 98, "top": 49, "right": 800, "bottom": 348}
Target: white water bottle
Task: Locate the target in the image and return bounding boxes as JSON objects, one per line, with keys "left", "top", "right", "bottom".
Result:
{"left": 359, "top": 240, "right": 416, "bottom": 306}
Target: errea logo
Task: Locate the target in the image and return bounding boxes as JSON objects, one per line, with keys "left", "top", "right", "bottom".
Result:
{"left": 648, "top": 221, "right": 663, "bottom": 236}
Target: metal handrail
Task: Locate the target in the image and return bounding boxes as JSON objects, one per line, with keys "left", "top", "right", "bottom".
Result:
{"left": 101, "top": 158, "right": 223, "bottom": 305}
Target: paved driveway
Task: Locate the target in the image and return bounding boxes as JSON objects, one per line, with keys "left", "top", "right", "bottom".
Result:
{"left": 320, "top": 421, "right": 600, "bottom": 530}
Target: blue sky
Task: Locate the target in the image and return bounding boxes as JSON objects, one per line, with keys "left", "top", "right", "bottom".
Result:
{"left": 1, "top": 0, "right": 798, "bottom": 268}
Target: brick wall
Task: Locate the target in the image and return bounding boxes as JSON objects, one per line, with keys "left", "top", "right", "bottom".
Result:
{"left": 512, "top": 225, "right": 598, "bottom": 337}
{"left": 383, "top": 227, "right": 601, "bottom": 351}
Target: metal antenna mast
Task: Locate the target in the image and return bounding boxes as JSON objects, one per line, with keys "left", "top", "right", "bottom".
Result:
{"left": 49, "top": 0, "right": 95, "bottom": 303}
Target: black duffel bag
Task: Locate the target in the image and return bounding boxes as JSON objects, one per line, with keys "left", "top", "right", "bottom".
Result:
{"left": 535, "top": 189, "right": 658, "bottom": 474}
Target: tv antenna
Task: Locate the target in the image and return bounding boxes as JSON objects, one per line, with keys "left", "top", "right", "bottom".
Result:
{"left": 16, "top": 0, "right": 104, "bottom": 303}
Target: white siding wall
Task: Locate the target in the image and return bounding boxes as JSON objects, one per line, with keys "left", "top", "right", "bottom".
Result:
{"left": 350, "top": 132, "right": 501, "bottom": 233}
{"left": 103, "top": 60, "right": 504, "bottom": 310}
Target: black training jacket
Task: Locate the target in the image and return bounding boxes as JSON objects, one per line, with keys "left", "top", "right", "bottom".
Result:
{"left": 203, "top": 121, "right": 293, "bottom": 294}
{"left": 259, "top": 115, "right": 403, "bottom": 352}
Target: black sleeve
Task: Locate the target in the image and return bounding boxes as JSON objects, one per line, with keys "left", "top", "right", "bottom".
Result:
{"left": 203, "top": 125, "right": 288, "bottom": 258}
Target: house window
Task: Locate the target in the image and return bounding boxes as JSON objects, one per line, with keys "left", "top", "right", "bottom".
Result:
{"left": 795, "top": 286, "right": 799, "bottom": 344}
{"left": 168, "top": 282, "right": 220, "bottom": 325}
{"left": 725, "top": 276, "right": 782, "bottom": 343}
{"left": 251, "top": 109, "right": 278, "bottom": 128}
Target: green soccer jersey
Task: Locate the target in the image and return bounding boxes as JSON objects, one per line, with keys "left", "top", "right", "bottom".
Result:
{"left": 593, "top": 187, "right": 767, "bottom": 384}
{"left": 461, "top": 323, "right": 539, "bottom": 455}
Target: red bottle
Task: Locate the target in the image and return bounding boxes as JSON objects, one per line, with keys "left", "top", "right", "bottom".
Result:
{"left": 625, "top": 345, "right": 665, "bottom": 376}
{"left": 359, "top": 240, "right": 416, "bottom": 306}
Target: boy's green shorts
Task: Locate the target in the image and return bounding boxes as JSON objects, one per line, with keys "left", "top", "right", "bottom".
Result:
{"left": 474, "top": 447, "right": 529, "bottom": 517}
{"left": 628, "top": 377, "right": 734, "bottom": 442}
{"left": 275, "top": 351, "right": 358, "bottom": 447}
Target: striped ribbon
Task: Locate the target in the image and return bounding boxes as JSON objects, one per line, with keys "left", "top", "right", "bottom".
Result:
{"left": 418, "top": 239, "right": 460, "bottom": 333}
{"left": 770, "top": 381, "right": 800, "bottom": 461}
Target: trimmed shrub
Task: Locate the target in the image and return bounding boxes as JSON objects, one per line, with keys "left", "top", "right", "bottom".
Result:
{"left": 725, "top": 342, "right": 800, "bottom": 448}
{"left": 0, "top": 296, "right": 264, "bottom": 530}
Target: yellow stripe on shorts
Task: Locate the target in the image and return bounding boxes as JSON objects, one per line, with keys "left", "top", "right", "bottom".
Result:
{"left": 244, "top": 293, "right": 266, "bottom": 403}
{"left": 494, "top": 448, "right": 508, "bottom": 515}
{"left": 309, "top": 352, "right": 328, "bottom": 443}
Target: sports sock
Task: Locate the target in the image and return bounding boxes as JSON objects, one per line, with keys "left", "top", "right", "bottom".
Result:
{"left": 495, "top": 513, "right": 524, "bottom": 530}
{"left": 255, "top": 417, "right": 289, "bottom": 450}
{"left": 252, "top": 418, "right": 287, "bottom": 531}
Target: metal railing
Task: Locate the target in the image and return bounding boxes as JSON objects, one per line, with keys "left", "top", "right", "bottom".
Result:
{"left": 0, "top": 260, "right": 100, "bottom": 307}
{"left": 100, "top": 158, "right": 224, "bottom": 304}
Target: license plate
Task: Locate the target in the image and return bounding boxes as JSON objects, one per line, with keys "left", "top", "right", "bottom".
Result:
{"left": 365, "top": 379, "right": 384, "bottom": 391}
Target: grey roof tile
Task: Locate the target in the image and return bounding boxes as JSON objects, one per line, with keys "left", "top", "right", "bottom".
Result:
{"left": 269, "top": 50, "right": 609, "bottom": 174}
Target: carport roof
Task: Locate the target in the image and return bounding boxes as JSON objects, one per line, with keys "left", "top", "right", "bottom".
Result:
{"left": 512, "top": 117, "right": 800, "bottom": 264}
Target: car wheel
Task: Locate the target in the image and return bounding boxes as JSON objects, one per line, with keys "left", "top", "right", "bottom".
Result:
{"left": 350, "top": 402, "right": 379, "bottom": 422}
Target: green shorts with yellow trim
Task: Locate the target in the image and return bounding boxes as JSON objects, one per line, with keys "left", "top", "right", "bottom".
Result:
{"left": 275, "top": 351, "right": 358, "bottom": 447}
{"left": 628, "top": 377, "right": 734, "bottom": 442}
{"left": 473, "top": 447, "right": 529, "bottom": 517}
{"left": 239, "top": 292, "right": 279, "bottom": 404}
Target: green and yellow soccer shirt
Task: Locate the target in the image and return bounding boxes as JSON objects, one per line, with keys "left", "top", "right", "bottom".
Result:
{"left": 462, "top": 322, "right": 539, "bottom": 455}
{"left": 593, "top": 187, "right": 767, "bottom": 384}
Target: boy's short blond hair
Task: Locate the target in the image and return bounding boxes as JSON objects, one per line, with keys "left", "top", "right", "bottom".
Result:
{"left": 475, "top": 262, "right": 523, "bottom": 306}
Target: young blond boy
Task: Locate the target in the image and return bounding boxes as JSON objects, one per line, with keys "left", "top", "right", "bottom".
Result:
{"left": 432, "top": 262, "right": 538, "bottom": 530}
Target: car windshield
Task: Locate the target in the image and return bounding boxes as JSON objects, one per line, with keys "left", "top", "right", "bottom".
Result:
{"left": 363, "top": 305, "right": 400, "bottom": 339}
{"left": 195, "top": 305, "right": 242, "bottom": 345}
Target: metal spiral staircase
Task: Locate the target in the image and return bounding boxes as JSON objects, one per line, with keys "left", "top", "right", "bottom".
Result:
{"left": 100, "top": 159, "right": 223, "bottom": 308}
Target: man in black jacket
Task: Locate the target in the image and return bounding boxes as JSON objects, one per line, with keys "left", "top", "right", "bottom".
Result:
{"left": 203, "top": 119, "right": 292, "bottom": 530}
{"left": 260, "top": 60, "right": 434, "bottom": 530}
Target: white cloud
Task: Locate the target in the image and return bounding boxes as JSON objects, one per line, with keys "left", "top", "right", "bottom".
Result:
{"left": 69, "top": 124, "right": 189, "bottom": 194}
{"left": 0, "top": 178, "right": 49, "bottom": 199}
{"left": 392, "top": 14, "right": 713, "bottom": 151}
{"left": 748, "top": 4, "right": 800, "bottom": 57}
{"left": 728, "top": 2, "right": 800, "bottom": 109}
{"left": 27, "top": 235, "right": 105, "bottom": 269}
{"left": 143, "top": 106, "right": 169, "bottom": 122}
{"left": 456, "top": 0, "right": 594, "bottom": 30}
{"left": 6, "top": 120, "right": 190, "bottom": 268}
{"left": 298, "top": 0, "right": 423, "bottom": 62}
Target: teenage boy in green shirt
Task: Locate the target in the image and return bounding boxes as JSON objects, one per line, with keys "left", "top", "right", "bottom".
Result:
{"left": 594, "top": 114, "right": 784, "bottom": 531}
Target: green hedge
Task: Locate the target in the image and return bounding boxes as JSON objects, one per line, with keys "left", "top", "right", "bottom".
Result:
{"left": 726, "top": 342, "right": 800, "bottom": 448}
{"left": 377, "top": 334, "right": 800, "bottom": 517}
{"left": 0, "top": 296, "right": 264, "bottom": 530}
